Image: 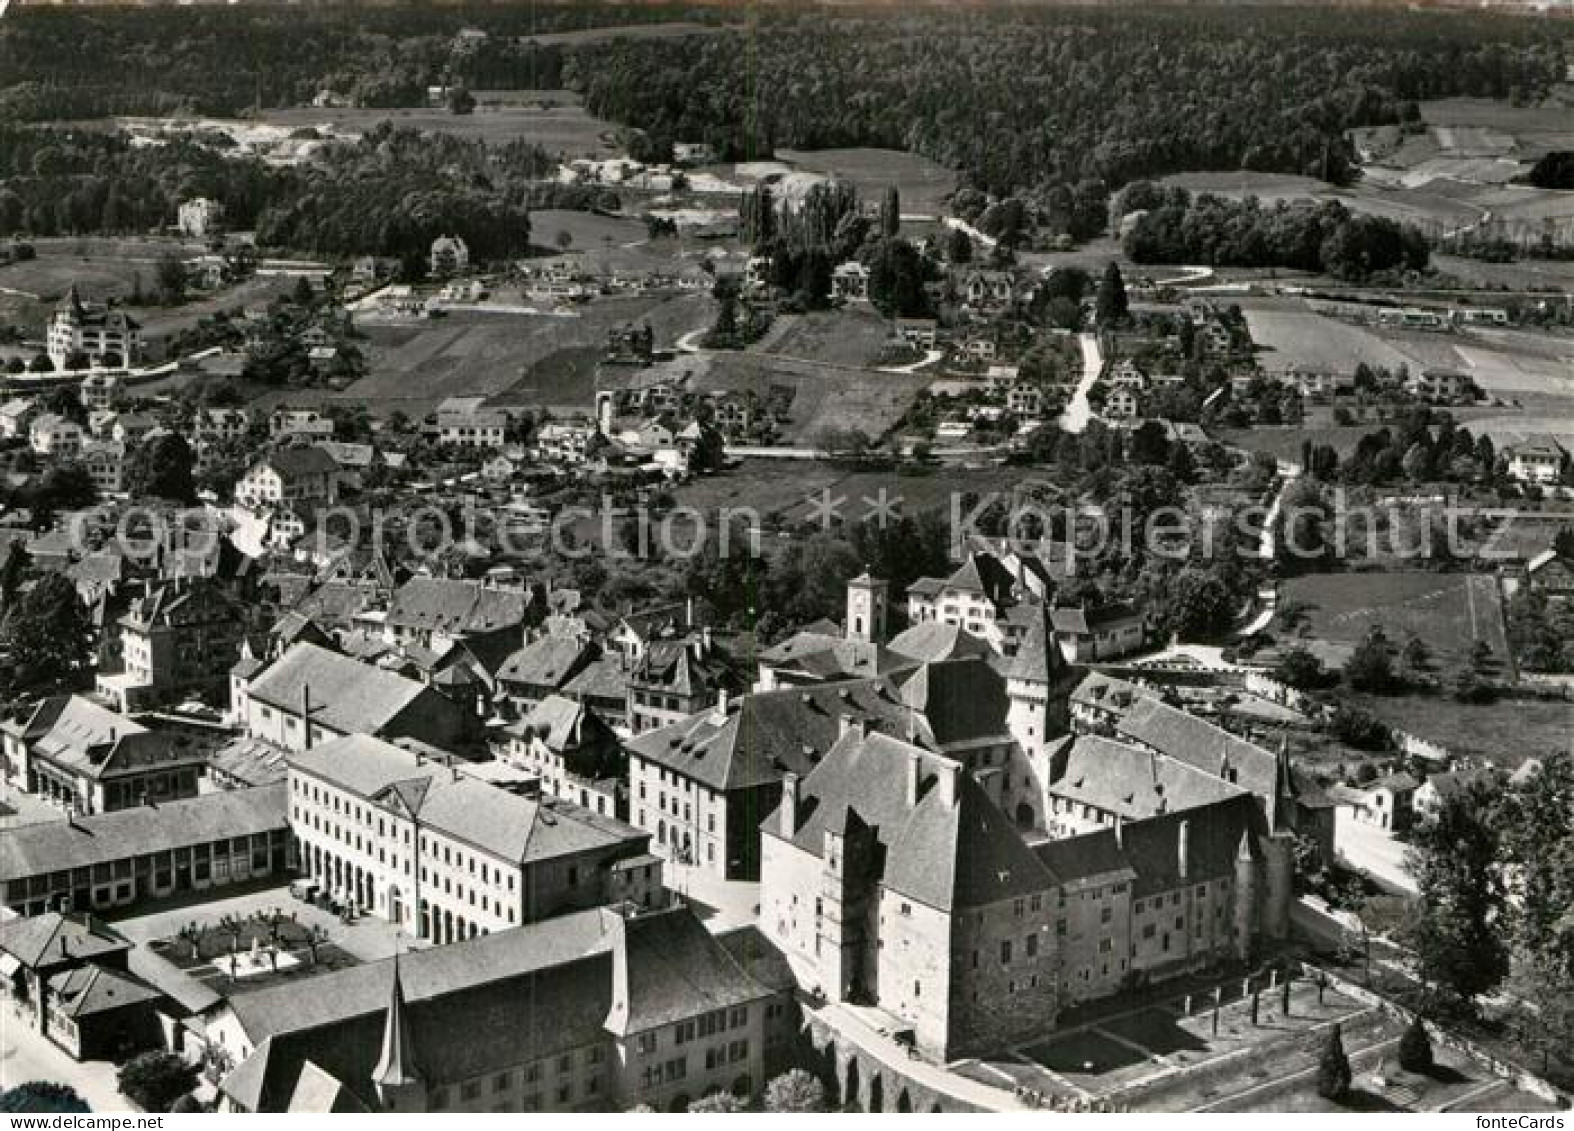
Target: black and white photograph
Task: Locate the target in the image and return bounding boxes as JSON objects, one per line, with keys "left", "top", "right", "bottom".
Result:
{"left": 0, "top": 0, "right": 1569, "bottom": 1117}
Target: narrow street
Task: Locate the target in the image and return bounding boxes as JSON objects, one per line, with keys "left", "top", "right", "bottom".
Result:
{"left": 0, "top": 1005, "right": 130, "bottom": 1113}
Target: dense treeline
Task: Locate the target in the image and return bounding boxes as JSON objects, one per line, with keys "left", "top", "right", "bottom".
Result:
{"left": 1122, "top": 186, "right": 1430, "bottom": 281}
{"left": 573, "top": 8, "right": 1563, "bottom": 197}
{"left": 0, "top": 123, "right": 546, "bottom": 261}
{"left": 0, "top": 3, "right": 718, "bottom": 119}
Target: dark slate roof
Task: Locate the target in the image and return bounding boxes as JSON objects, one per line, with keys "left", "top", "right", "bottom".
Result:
{"left": 605, "top": 906, "right": 771, "bottom": 1036}
{"left": 262, "top": 446, "right": 340, "bottom": 481}
{"left": 775, "top": 730, "right": 1056, "bottom": 912}
{"left": 0, "top": 913, "right": 130, "bottom": 971}
{"left": 497, "top": 635, "right": 594, "bottom": 691}
{"left": 1051, "top": 601, "right": 1141, "bottom": 636}
{"left": 386, "top": 578, "right": 530, "bottom": 638}
{"left": 223, "top": 905, "right": 768, "bottom": 1113}
{"left": 290, "top": 734, "right": 643, "bottom": 864}
{"left": 887, "top": 621, "right": 993, "bottom": 664}
{"left": 1008, "top": 604, "right": 1066, "bottom": 684}
{"left": 1033, "top": 827, "right": 1137, "bottom": 886}
{"left": 0, "top": 786, "right": 287, "bottom": 882}
{"left": 1116, "top": 696, "right": 1279, "bottom": 802}
{"left": 1115, "top": 795, "right": 1260, "bottom": 898}
{"left": 248, "top": 643, "right": 449, "bottom": 737}
{"left": 1049, "top": 735, "right": 1247, "bottom": 820}
{"left": 47, "top": 963, "right": 165, "bottom": 1019}
{"left": 893, "top": 659, "right": 1011, "bottom": 747}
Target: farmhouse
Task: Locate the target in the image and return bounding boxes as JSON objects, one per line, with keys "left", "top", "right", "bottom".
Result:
{"left": 1505, "top": 438, "right": 1568, "bottom": 485}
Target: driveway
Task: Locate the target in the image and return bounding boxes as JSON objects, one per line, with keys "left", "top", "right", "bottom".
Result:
{"left": 0, "top": 1003, "right": 130, "bottom": 1113}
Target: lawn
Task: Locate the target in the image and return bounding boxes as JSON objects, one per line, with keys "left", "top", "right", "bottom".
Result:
{"left": 528, "top": 209, "right": 649, "bottom": 254}
{"left": 774, "top": 147, "right": 959, "bottom": 218}
{"left": 1277, "top": 571, "right": 1510, "bottom": 667}
{"left": 1349, "top": 692, "right": 1570, "bottom": 768}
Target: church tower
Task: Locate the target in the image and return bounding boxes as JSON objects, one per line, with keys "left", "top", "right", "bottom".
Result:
{"left": 845, "top": 572, "right": 889, "bottom": 645}
{"left": 371, "top": 956, "right": 426, "bottom": 1113}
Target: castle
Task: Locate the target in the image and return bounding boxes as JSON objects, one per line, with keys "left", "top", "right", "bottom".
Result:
{"left": 753, "top": 570, "right": 1308, "bottom": 1060}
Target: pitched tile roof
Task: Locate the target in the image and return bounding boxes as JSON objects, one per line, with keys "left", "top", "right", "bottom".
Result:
{"left": 0, "top": 913, "right": 130, "bottom": 971}
{"left": 386, "top": 578, "right": 530, "bottom": 638}
{"left": 1116, "top": 696, "right": 1279, "bottom": 802}
{"left": 0, "top": 785, "right": 287, "bottom": 882}
{"left": 1048, "top": 734, "right": 1247, "bottom": 820}
{"left": 289, "top": 734, "right": 643, "bottom": 864}
{"left": 247, "top": 643, "right": 447, "bottom": 737}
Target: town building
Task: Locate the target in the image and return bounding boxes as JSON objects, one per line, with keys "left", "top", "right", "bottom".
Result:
{"left": 29, "top": 413, "right": 85, "bottom": 459}
{"left": 97, "top": 578, "right": 250, "bottom": 710}
{"left": 503, "top": 694, "right": 624, "bottom": 817}
{"left": 214, "top": 903, "right": 780, "bottom": 1113}
{"left": 429, "top": 235, "right": 470, "bottom": 276}
{"left": 435, "top": 397, "right": 509, "bottom": 448}
{"left": 78, "top": 373, "right": 124, "bottom": 412}
{"left": 1, "top": 695, "right": 204, "bottom": 814}
{"left": 287, "top": 733, "right": 660, "bottom": 941}
{"left": 1505, "top": 438, "right": 1568, "bottom": 485}
{"left": 234, "top": 447, "right": 341, "bottom": 511}
{"left": 0, "top": 784, "right": 290, "bottom": 916}
{"left": 237, "top": 642, "right": 470, "bottom": 754}
{"left": 177, "top": 197, "right": 225, "bottom": 239}
{"left": 47, "top": 287, "right": 142, "bottom": 369}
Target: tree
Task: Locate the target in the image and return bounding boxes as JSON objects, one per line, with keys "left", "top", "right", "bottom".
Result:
{"left": 764, "top": 1069, "right": 826, "bottom": 1113}
{"left": 1397, "top": 1015, "right": 1433, "bottom": 1073}
{"left": 1316, "top": 1024, "right": 1352, "bottom": 1102}
{"left": 0, "top": 1083, "right": 91, "bottom": 1113}
{"left": 1158, "top": 567, "right": 1234, "bottom": 642}
{"left": 1344, "top": 628, "right": 1397, "bottom": 693}
{"left": 1095, "top": 261, "right": 1128, "bottom": 325}
{"left": 447, "top": 85, "right": 476, "bottom": 115}
{"left": 1273, "top": 646, "right": 1328, "bottom": 691}
{"left": 1, "top": 572, "right": 94, "bottom": 694}
{"left": 127, "top": 432, "right": 197, "bottom": 504}
{"left": 945, "top": 225, "right": 972, "bottom": 264}
{"left": 117, "top": 1051, "right": 198, "bottom": 1113}
{"left": 154, "top": 251, "right": 187, "bottom": 305}
{"left": 1407, "top": 784, "right": 1509, "bottom": 1010}
{"left": 689, "top": 1091, "right": 748, "bottom": 1112}
{"left": 879, "top": 185, "right": 901, "bottom": 239}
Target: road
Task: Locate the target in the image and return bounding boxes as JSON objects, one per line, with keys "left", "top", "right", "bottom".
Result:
{"left": 1058, "top": 332, "right": 1103, "bottom": 434}
{"left": 1334, "top": 808, "right": 1419, "bottom": 895}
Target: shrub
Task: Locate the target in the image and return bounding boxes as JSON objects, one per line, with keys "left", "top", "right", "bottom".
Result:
{"left": 1397, "top": 1015, "right": 1433, "bottom": 1073}
{"left": 117, "top": 1052, "right": 198, "bottom": 1113}
{"left": 764, "top": 1069, "right": 827, "bottom": 1113}
{"left": 1316, "top": 1024, "right": 1353, "bottom": 1102}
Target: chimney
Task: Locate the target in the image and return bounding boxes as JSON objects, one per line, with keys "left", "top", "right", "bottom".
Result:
{"left": 685, "top": 595, "right": 694, "bottom": 626}
{"left": 1114, "top": 814, "right": 1125, "bottom": 849}
{"left": 301, "top": 683, "right": 312, "bottom": 751}
{"left": 711, "top": 688, "right": 729, "bottom": 724}
{"left": 780, "top": 772, "right": 799, "bottom": 835}
{"left": 1178, "top": 819, "right": 1191, "bottom": 881}
{"left": 838, "top": 713, "right": 870, "bottom": 741}
{"left": 905, "top": 749, "right": 921, "bottom": 809}
{"left": 938, "top": 761, "right": 959, "bottom": 809}
{"left": 702, "top": 626, "right": 713, "bottom": 655}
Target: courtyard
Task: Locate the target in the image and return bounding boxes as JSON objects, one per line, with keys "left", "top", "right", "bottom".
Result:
{"left": 952, "top": 970, "right": 1554, "bottom": 1112}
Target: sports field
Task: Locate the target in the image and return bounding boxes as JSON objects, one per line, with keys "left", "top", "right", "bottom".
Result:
{"left": 1277, "top": 571, "right": 1510, "bottom": 667}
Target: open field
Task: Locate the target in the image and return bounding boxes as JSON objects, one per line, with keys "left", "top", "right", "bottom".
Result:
{"left": 1277, "top": 571, "right": 1509, "bottom": 667}
{"left": 1350, "top": 692, "right": 1569, "bottom": 768}
{"left": 774, "top": 147, "right": 958, "bottom": 218}
{"left": 314, "top": 292, "right": 712, "bottom": 415}
{"left": 514, "top": 21, "right": 735, "bottom": 47}
{"left": 1239, "top": 301, "right": 1417, "bottom": 374}
{"left": 528, "top": 208, "right": 649, "bottom": 253}
{"left": 1421, "top": 95, "right": 1574, "bottom": 157}
{"left": 751, "top": 309, "right": 898, "bottom": 368}
{"left": 251, "top": 91, "right": 620, "bottom": 158}
{"left": 1158, "top": 171, "right": 1484, "bottom": 229}
{"left": 705, "top": 352, "right": 930, "bottom": 444}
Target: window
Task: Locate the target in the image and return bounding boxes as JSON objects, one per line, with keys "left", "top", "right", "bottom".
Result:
{"left": 1026, "top": 934, "right": 1038, "bottom": 958}
{"left": 1000, "top": 940, "right": 1013, "bottom": 964}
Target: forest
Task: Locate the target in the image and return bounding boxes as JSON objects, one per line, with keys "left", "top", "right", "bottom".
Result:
{"left": 572, "top": 7, "right": 1563, "bottom": 197}
{"left": 0, "top": 124, "right": 551, "bottom": 261}
{"left": 1119, "top": 185, "right": 1431, "bottom": 280}
{"left": 0, "top": 3, "right": 720, "bottom": 119}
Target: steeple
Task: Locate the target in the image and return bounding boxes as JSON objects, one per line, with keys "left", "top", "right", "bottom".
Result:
{"left": 1268, "top": 733, "right": 1296, "bottom": 835}
{"left": 57, "top": 284, "right": 86, "bottom": 320}
{"left": 1008, "top": 602, "right": 1063, "bottom": 686}
{"left": 371, "top": 955, "right": 424, "bottom": 1111}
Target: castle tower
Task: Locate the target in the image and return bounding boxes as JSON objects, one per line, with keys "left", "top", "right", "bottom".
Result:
{"left": 1262, "top": 736, "right": 1297, "bottom": 940}
{"left": 371, "top": 956, "right": 426, "bottom": 1113}
{"left": 1005, "top": 604, "right": 1072, "bottom": 754}
{"left": 845, "top": 572, "right": 889, "bottom": 645}
{"left": 1232, "top": 830, "right": 1259, "bottom": 964}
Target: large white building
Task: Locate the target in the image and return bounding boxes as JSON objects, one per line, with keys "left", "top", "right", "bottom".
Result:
{"left": 287, "top": 733, "right": 661, "bottom": 943}
{"left": 177, "top": 197, "right": 225, "bottom": 239}
{"left": 47, "top": 287, "right": 141, "bottom": 369}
